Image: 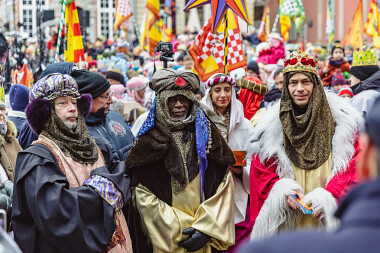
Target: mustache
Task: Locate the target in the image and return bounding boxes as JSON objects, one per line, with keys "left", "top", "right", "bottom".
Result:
{"left": 65, "top": 114, "right": 77, "bottom": 120}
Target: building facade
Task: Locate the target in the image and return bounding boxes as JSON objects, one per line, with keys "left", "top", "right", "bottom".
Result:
{"left": 0, "top": 0, "right": 373, "bottom": 45}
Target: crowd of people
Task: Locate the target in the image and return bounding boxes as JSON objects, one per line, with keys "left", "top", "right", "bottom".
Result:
{"left": 0, "top": 28, "right": 379, "bottom": 253}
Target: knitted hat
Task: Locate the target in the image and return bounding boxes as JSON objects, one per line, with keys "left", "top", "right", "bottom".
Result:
{"left": 127, "top": 77, "right": 147, "bottom": 94}
{"left": 40, "top": 62, "right": 76, "bottom": 79}
{"left": 350, "top": 49, "right": 380, "bottom": 81}
{"left": 9, "top": 84, "right": 30, "bottom": 111}
{"left": 247, "top": 61, "right": 260, "bottom": 76}
{"left": 350, "top": 65, "right": 380, "bottom": 81}
{"left": 149, "top": 68, "right": 200, "bottom": 94}
{"left": 338, "top": 86, "right": 353, "bottom": 97}
{"left": 88, "top": 60, "right": 97, "bottom": 69}
{"left": 205, "top": 73, "right": 236, "bottom": 90}
{"left": 106, "top": 69, "right": 125, "bottom": 85}
{"left": 71, "top": 69, "right": 111, "bottom": 99}
{"left": 0, "top": 102, "right": 5, "bottom": 110}
{"left": 331, "top": 41, "right": 345, "bottom": 55}
{"left": 26, "top": 74, "right": 92, "bottom": 135}
{"left": 331, "top": 73, "right": 347, "bottom": 86}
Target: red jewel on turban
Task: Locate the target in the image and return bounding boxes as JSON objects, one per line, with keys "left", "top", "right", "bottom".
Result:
{"left": 175, "top": 76, "right": 186, "bottom": 87}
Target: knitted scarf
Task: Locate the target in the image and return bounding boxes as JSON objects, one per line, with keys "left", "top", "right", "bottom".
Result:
{"left": 280, "top": 71, "right": 336, "bottom": 170}
{"left": 41, "top": 113, "right": 98, "bottom": 164}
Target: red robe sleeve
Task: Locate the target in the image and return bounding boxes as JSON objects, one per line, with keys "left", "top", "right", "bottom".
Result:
{"left": 325, "top": 138, "right": 360, "bottom": 202}
{"left": 249, "top": 155, "right": 279, "bottom": 224}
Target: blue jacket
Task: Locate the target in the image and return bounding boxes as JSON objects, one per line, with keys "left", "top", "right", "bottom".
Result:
{"left": 239, "top": 177, "right": 380, "bottom": 253}
{"left": 8, "top": 116, "right": 26, "bottom": 137}
{"left": 17, "top": 121, "right": 38, "bottom": 150}
{"left": 86, "top": 110, "right": 135, "bottom": 162}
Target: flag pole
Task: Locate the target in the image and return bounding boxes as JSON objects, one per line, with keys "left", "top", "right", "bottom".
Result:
{"left": 55, "top": 0, "right": 67, "bottom": 62}
{"left": 224, "top": 12, "right": 228, "bottom": 74}
{"left": 271, "top": 13, "right": 279, "bottom": 34}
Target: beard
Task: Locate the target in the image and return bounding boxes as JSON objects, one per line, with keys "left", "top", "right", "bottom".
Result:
{"left": 64, "top": 114, "right": 78, "bottom": 130}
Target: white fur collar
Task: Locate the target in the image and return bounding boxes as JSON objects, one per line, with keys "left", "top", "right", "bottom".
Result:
{"left": 248, "top": 92, "right": 362, "bottom": 178}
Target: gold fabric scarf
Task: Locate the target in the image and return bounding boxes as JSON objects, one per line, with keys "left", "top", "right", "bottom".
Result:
{"left": 280, "top": 71, "right": 335, "bottom": 170}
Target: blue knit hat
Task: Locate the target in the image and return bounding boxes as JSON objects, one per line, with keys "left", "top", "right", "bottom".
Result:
{"left": 9, "top": 84, "right": 30, "bottom": 111}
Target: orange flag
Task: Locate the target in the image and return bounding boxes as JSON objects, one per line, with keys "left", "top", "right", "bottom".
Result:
{"left": 258, "top": 3, "right": 270, "bottom": 41}
{"left": 364, "top": 0, "right": 380, "bottom": 48}
{"left": 11, "top": 64, "right": 33, "bottom": 88}
{"left": 344, "top": 0, "right": 364, "bottom": 49}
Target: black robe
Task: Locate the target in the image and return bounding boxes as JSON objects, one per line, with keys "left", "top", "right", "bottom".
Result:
{"left": 11, "top": 142, "right": 131, "bottom": 253}
{"left": 125, "top": 121, "right": 236, "bottom": 253}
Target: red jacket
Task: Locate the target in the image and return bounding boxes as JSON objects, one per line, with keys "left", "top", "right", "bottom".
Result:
{"left": 319, "top": 60, "right": 350, "bottom": 86}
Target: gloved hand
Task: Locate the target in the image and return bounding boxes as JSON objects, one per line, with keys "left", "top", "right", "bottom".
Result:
{"left": 178, "top": 227, "right": 211, "bottom": 252}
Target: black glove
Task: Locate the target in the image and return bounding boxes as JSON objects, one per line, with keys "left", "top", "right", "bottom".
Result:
{"left": 178, "top": 227, "right": 211, "bottom": 252}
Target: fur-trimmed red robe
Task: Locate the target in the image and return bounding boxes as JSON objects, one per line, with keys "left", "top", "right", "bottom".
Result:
{"left": 248, "top": 92, "right": 362, "bottom": 240}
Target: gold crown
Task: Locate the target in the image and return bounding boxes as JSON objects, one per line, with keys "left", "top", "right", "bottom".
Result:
{"left": 352, "top": 49, "right": 379, "bottom": 66}
{"left": 284, "top": 46, "right": 318, "bottom": 76}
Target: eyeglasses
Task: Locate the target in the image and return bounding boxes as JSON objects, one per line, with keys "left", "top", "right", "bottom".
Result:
{"left": 99, "top": 91, "right": 113, "bottom": 101}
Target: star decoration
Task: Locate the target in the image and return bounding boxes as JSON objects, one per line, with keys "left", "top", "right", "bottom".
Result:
{"left": 184, "top": 0, "right": 251, "bottom": 32}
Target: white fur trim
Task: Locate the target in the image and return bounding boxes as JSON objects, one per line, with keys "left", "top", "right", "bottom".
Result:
{"left": 250, "top": 178, "right": 302, "bottom": 240}
{"left": 248, "top": 92, "right": 362, "bottom": 178}
{"left": 303, "top": 187, "right": 339, "bottom": 230}
{"left": 256, "top": 42, "right": 271, "bottom": 54}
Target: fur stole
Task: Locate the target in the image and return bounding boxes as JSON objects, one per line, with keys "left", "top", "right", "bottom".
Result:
{"left": 0, "top": 120, "right": 18, "bottom": 146}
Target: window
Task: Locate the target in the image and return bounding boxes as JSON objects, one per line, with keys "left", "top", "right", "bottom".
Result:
{"left": 97, "top": 0, "right": 120, "bottom": 39}
{"left": 20, "top": 0, "right": 49, "bottom": 38}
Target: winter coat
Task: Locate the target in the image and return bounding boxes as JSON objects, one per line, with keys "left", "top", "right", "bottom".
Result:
{"left": 86, "top": 110, "right": 135, "bottom": 162}
{"left": 351, "top": 70, "right": 380, "bottom": 118}
{"left": 0, "top": 120, "right": 22, "bottom": 182}
{"left": 239, "top": 176, "right": 380, "bottom": 253}
{"left": 318, "top": 60, "right": 350, "bottom": 86}
{"left": 17, "top": 121, "right": 38, "bottom": 150}
{"left": 7, "top": 111, "right": 26, "bottom": 137}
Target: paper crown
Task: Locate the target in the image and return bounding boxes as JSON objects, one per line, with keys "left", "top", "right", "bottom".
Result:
{"left": 352, "top": 49, "right": 379, "bottom": 66}
{"left": 284, "top": 46, "right": 318, "bottom": 76}
{"left": 332, "top": 42, "right": 344, "bottom": 50}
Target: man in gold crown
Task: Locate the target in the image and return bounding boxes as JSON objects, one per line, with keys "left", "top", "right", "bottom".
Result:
{"left": 247, "top": 46, "right": 362, "bottom": 240}
{"left": 349, "top": 49, "right": 380, "bottom": 118}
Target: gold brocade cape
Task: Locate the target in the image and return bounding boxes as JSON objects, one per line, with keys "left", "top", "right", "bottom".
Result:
{"left": 280, "top": 71, "right": 336, "bottom": 170}
{"left": 125, "top": 121, "right": 236, "bottom": 253}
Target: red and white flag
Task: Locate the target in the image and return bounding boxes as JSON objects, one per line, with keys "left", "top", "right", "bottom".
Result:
{"left": 189, "top": 10, "right": 247, "bottom": 82}
{"left": 114, "top": 0, "right": 133, "bottom": 31}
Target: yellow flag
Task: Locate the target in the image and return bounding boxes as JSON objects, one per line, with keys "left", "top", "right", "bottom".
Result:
{"left": 364, "top": 0, "right": 380, "bottom": 48}
{"left": 279, "top": 0, "right": 291, "bottom": 42}
{"left": 344, "top": 0, "right": 364, "bottom": 49}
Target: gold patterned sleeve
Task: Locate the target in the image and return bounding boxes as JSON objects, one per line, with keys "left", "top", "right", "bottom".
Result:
{"left": 191, "top": 171, "right": 235, "bottom": 250}
{"left": 134, "top": 172, "right": 235, "bottom": 252}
